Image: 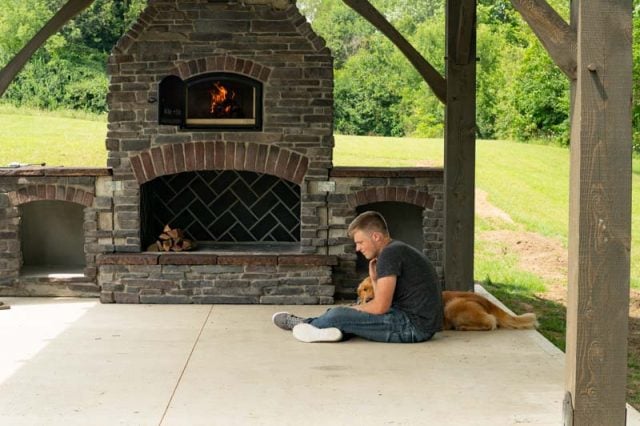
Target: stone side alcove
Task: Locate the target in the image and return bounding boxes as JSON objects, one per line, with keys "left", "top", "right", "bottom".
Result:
{"left": 0, "top": 169, "right": 111, "bottom": 296}
{"left": 327, "top": 167, "right": 444, "bottom": 299}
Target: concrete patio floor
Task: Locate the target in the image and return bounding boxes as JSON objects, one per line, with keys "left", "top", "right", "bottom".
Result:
{"left": 1, "top": 291, "right": 639, "bottom": 426}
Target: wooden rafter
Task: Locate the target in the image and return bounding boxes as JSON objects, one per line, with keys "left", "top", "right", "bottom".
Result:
{"left": 0, "top": 0, "right": 95, "bottom": 97}
{"left": 341, "top": 0, "right": 447, "bottom": 103}
{"left": 509, "top": 0, "right": 577, "bottom": 80}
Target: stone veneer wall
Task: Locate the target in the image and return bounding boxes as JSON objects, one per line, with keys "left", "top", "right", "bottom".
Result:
{"left": 94, "top": 167, "right": 444, "bottom": 304}
{"left": 106, "top": 0, "right": 333, "bottom": 254}
{"left": 97, "top": 253, "right": 336, "bottom": 304}
{"left": 0, "top": 166, "right": 445, "bottom": 302}
{"left": 0, "top": 168, "right": 111, "bottom": 296}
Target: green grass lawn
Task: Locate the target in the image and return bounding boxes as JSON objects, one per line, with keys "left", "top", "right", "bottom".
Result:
{"left": 0, "top": 105, "right": 107, "bottom": 167}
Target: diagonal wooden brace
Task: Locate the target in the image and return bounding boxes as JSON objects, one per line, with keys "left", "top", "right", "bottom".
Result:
{"left": 341, "top": 0, "right": 447, "bottom": 104}
{"left": 510, "top": 0, "right": 577, "bottom": 80}
{"left": 0, "top": 0, "right": 96, "bottom": 98}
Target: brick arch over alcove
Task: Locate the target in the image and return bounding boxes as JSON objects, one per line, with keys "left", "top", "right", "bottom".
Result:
{"left": 7, "top": 185, "right": 94, "bottom": 207}
{"left": 346, "top": 186, "right": 436, "bottom": 210}
{"left": 171, "top": 55, "right": 272, "bottom": 83}
{"left": 129, "top": 141, "right": 309, "bottom": 185}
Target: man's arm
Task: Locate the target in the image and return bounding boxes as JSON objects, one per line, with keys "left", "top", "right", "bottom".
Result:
{"left": 352, "top": 275, "right": 396, "bottom": 315}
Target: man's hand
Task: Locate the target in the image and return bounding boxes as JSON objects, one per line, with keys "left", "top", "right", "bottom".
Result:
{"left": 368, "top": 258, "right": 378, "bottom": 283}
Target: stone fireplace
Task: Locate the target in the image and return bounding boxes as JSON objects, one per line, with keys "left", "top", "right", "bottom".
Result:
{"left": 0, "top": 0, "right": 445, "bottom": 303}
{"left": 105, "top": 0, "right": 332, "bottom": 252}
{"left": 97, "top": 0, "right": 337, "bottom": 303}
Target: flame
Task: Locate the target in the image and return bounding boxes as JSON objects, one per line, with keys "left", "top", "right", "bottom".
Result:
{"left": 209, "top": 81, "right": 236, "bottom": 116}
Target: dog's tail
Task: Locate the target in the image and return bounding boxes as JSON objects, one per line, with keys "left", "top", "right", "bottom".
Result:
{"left": 490, "top": 304, "right": 538, "bottom": 329}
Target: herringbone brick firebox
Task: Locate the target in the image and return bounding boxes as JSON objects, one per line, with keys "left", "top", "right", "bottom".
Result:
{"left": 0, "top": 0, "right": 444, "bottom": 303}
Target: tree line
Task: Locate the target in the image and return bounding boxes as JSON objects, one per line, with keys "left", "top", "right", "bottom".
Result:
{"left": 0, "top": 0, "right": 145, "bottom": 113}
{"left": 1, "top": 0, "right": 639, "bottom": 152}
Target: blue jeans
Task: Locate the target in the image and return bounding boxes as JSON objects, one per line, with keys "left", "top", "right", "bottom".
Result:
{"left": 306, "top": 306, "right": 434, "bottom": 343}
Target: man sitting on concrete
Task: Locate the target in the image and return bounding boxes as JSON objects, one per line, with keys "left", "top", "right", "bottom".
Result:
{"left": 272, "top": 210, "right": 442, "bottom": 343}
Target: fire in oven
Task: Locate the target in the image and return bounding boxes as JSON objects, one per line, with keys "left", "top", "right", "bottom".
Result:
{"left": 158, "top": 72, "right": 263, "bottom": 131}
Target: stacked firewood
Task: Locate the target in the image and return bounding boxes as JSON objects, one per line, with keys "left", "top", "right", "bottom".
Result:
{"left": 151, "top": 225, "right": 195, "bottom": 252}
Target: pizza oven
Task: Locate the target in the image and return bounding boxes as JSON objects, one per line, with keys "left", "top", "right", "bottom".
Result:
{"left": 159, "top": 72, "right": 263, "bottom": 131}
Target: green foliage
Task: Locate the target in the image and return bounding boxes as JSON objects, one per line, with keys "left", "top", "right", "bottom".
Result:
{"left": 498, "top": 35, "right": 570, "bottom": 144}
{"left": 0, "top": 0, "right": 51, "bottom": 62}
{"left": 474, "top": 24, "right": 505, "bottom": 138}
{"left": 4, "top": 43, "right": 109, "bottom": 112}
{"left": 62, "top": 0, "right": 145, "bottom": 52}
{"left": 334, "top": 33, "right": 419, "bottom": 137}
{"left": 479, "top": 1, "right": 570, "bottom": 145}
{"left": 299, "top": 0, "right": 375, "bottom": 68}
{"left": 0, "top": 0, "right": 146, "bottom": 113}
{"left": 304, "top": 0, "right": 575, "bottom": 144}
{"left": 400, "top": 18, "right": 445, "bottom": 138}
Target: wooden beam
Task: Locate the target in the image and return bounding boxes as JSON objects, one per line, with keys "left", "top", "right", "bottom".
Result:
{"left": 564, "top": 0, "right": 632, "bottom": 423}
{"left": 341, "top": 0, "right": 447, "bottom": 104}
{"left": 443, "top": 0, "right": 476, "bottom": 291}
{"left": 0, "top": 0, "right": 95, "bottom": 97}
{"left": 509, "top": 0, "right": 577, "bottom": 80}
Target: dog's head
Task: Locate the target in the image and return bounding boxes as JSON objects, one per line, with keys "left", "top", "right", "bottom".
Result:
{"left": 356, "top": 277, "right": 375, "bottom": 305}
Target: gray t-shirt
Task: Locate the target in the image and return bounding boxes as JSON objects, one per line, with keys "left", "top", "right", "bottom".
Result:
{"left": 376, "top": 240, "right": 443, "bottom": 334}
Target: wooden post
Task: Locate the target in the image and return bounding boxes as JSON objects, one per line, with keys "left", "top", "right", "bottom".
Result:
{"left": 443, "top": 0, "right": 476, "bottom": 291}
{"left": 564, "top": 0, "right": 632, "bottom": 423}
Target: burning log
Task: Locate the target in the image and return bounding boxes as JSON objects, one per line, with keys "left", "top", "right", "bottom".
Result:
{"left": 209, "top": 81, "right": 243, "bottom": 118}
{"left": 148, "top": 225, "right": 195, "bottom": 252}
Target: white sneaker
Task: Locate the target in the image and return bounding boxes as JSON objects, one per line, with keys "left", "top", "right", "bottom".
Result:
{"left": 292, "top": 323, "right": 343, "bottom": 343}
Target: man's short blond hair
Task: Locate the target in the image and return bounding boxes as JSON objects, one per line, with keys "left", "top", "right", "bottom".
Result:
{"left": 347, "top": 211, "right": 390, "bottom": 238}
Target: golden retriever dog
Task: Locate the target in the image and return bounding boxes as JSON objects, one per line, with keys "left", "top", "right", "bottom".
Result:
{"left": 356, "top": 277, "right": 538, "bottom": 331}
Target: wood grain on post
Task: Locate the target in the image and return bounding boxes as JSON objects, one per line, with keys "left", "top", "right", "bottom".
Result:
{"left": 443, "top": 0, "right": 476, "bottom": 291}
{"left": 564, "top": 0, "right": 632, "bottom": 423}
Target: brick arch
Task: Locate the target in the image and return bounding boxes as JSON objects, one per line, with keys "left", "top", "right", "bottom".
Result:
{"left": 346, "top": 187, "right": 436, "bottom": 210}
{"left": 7, "top": 185, "right": 94, "bottom": 207}
{"left": 172, "top": 55, "right": 272, "bottom": 83}
{"left": 129, "top": 141, "right": 309, "bottom": 185}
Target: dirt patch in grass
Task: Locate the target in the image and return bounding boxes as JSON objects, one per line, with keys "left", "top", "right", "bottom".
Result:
{"left": 476, "top": 192, "right": 640, "bottom": 408}
{"left": 479, "top": 229, "right": 568, "bottom": 289}
{"left": 475, "top": 189, "right": 514, "bottom": 224}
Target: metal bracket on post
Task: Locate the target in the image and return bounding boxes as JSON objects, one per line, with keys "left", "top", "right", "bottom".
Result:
{"left": 563, "top": 392, "right": 573, "bottom": 426}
